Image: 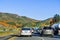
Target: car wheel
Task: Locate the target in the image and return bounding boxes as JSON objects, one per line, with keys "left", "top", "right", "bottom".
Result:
{"left": 29, "top": 35, "right": 32, "bottom": 37}
{"left": 49, "top": 34, "right": 54, "bottom": 37}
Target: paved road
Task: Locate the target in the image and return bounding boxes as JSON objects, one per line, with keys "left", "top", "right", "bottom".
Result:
{"left": 14, "top": 36, "right": 60, "bottom": 40}
{"left": 0, "top": 34, "right": 16, "bottom": 40}
{"left": 0, "top": 34, "right": 60, "bottom": 40}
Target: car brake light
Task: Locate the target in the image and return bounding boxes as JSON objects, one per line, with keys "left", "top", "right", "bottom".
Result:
{"left": 30, "top": 30, "right": 32, "bottom": 32}
{"left": 58, "top": 30, "right": 60, "bottom": 32}
{"left": 20, "top": 30, "right": 22, "bottom": 32}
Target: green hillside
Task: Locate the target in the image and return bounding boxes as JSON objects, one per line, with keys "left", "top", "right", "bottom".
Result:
{"left": 0, "top": 12, "right": 60, "bottom": 28}
{"left": 0, "top": 12, "right": 40, "bottom": 27}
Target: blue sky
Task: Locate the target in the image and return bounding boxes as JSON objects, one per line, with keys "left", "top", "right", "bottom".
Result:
{"left": 0, "top": 0, "right": 60, "bottom": 20}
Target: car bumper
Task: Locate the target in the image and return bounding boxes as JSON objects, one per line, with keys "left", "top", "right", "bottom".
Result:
{"left": 21, "top": 33, "right": 32, "bottom": 35}
{"left": 58, "top": 32, "right": 60, "bottom": 35}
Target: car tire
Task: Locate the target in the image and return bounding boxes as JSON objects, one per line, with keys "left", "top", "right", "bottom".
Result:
{"left": 29, "top": 35, "right": 32, "bottom": 37}
{"left": 51, "top": 34, "right": 54, "bottom": 37}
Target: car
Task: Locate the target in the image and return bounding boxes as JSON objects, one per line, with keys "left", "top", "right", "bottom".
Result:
{"left": 51, "top": 22, "right": 60, "bottom": 35}
{"left": 20, "top": 27, "right": 32, "bottom": 37}
{"left": 58, "top": 28, "right": 60, "bottom": 35}
{"left": 41, "top": 26, "right": 54, "bottom": 37}
{"left": 32, "top": 27, "right": 40, "bottom": 36}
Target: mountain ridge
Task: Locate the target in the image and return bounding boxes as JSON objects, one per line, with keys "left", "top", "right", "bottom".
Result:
{"left": 0, "top": 12, "right": 53, "bottom": 28}
{"left": 0, "top": 12, "right": 41, "bottom": 28}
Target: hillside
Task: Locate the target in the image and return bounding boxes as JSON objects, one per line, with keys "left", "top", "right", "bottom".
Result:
{"left": 0, "top": 12, "right": 41, "bottom": 28}
{"left": 0, "top": 12, "right": 58, "bottom": 28}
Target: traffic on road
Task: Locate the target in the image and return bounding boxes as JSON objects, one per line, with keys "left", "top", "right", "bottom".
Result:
{"left": 0, "top": 23, "right": 60, "bottom": 40}
{"left": 19, "top": 25, "right": 60, "bottom": 37}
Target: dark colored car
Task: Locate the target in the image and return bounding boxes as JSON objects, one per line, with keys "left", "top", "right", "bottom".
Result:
{"left": 58, "top": 28, "right": 60, "bottom": 35}
{"left": 41, "top": 26, "right": 54, "bottom": 37}
{"left": 32, "top": 28, "right": 41, "bottom": 36}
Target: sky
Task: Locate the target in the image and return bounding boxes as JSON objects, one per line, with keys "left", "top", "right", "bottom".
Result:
{"left": 0, "top": 0, "right": 60, "bottom": 20}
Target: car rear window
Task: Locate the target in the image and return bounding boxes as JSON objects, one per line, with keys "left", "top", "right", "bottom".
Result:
{"left": 22, "top": 28, "right": 31, "bottom": 30}
{"left": 43, "top": 27, "right": 52, "bottom": 29}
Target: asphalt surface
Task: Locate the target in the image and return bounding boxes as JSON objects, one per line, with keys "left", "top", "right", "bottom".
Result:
{"left": 14, "top": 36, "right": 60, "bottom": 40}
{"left": 0, "top": 34, "right": 16, "bottom": 40}
{"left": 0, "top": 34, "right": 60, "bottom": 40}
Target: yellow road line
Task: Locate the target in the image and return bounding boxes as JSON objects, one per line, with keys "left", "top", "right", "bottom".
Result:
{"left": 8, "top": 37, "right": 16, "bottom": 40}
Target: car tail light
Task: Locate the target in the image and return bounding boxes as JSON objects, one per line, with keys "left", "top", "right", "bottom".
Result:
{"left": 58, "top": 30, "right": 60, "bottom": 32}
{"left": 32, "top": 30, "right": 34, "bottom": 32}
{"left": 20, "top": 30, "right": 22, "bottom": 32}
{"left": 30, "top": 30, "right": 32, "bottom": 32}
{"left": 43, "top": 29, "right": 45, "bottom": 31}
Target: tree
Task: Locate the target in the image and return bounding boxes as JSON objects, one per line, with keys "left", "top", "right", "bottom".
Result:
{"left": 53, "top": 14, "right": 60, "bottom": 23}
{"left": 49, "top": 18, "right": 53, "bottom": 26}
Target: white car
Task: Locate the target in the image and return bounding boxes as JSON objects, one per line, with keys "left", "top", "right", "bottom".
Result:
{"left": 20, "top": 27, "right": 32, "bottom": 37}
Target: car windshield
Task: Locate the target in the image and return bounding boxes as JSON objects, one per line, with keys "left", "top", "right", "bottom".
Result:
{"left": 22, "top": 28, "right": 31, "bottom": 30}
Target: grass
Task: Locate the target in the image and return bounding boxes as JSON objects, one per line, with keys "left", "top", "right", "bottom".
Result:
{"left": 0, "top": 31, "right": 15, "bottom": 36}
{"left": 0, "top": 28, "right": 20, "bottom": 36}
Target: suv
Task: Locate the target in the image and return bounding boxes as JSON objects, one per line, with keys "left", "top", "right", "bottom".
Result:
{"left": 20, "top": 27, "right": 32, "bottom": 37}
{"left": 41, "top": 26, "right": 54, "bottom": 37}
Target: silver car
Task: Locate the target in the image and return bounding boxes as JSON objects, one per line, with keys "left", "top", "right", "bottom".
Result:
{"left": 42, "top": 27, "right": 54, "bottom": 37}
{"left": 20, "top": 27, "right": 32, "bottom": 37}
